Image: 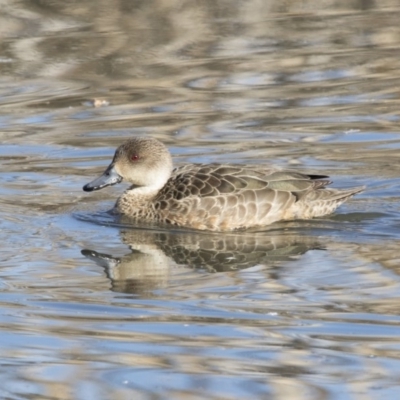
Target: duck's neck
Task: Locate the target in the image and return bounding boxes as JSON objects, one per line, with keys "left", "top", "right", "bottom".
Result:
{"left": 128, "top": 184, "right": 161, "bottom": 197}
{"left": 115, "top": 184, "right": 162, "bottom": 216}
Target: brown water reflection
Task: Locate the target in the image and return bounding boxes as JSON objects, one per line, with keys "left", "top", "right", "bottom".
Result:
{"left": 1, "top": 0, "right": 400, "bottom": 399}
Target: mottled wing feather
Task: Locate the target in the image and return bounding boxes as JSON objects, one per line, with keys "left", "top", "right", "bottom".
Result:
{"left": 159, "top": 164, "right": 327, "bottom": 201}
{"left": 155, "top": 164, "right": 313, "bottom": 230}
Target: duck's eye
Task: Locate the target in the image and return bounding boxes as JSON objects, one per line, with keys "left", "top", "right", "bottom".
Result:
{"left": 130, "top": 154, "right": 139, "bottom": 162}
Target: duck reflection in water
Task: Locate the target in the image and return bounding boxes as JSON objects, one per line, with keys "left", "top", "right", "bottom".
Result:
{"left": 82, "top": 227, "right": 322, "bottom": 295}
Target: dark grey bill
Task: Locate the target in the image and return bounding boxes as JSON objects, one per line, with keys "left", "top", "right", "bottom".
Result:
{"left": 83, "top": 164, "right": 122, "bottom": 192}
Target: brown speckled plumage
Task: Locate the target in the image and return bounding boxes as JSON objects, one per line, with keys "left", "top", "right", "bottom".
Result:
{"left": 83, "top": 137, "right": 364, "bottom": 231}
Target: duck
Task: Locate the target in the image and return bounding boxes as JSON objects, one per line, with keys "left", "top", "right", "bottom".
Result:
{"left": 83, "top": 137, "right": 364, "bottom": 231}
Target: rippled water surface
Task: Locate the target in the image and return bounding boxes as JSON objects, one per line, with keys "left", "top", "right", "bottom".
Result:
{"left": 1, "top": 1, "right": 400, "bottom": 399}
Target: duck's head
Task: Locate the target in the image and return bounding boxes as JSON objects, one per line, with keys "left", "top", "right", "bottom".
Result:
{"left": 83, "top": 137, "right": 173, "bottom": 192}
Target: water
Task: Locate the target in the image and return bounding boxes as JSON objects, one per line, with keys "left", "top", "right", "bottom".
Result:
{"left": 1, "top": 1, "right": 400, "bottom": 399}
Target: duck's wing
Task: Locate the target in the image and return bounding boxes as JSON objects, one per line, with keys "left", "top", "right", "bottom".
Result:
{"left": 154, "top": 164, "right": 334, "bottom": 230}
{"left": 160, "top": 164, "right": 330, "bottom": 198}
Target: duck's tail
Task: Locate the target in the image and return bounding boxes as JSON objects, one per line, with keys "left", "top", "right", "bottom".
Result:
{"left": 295, "top": 185, "right": 365, "bottom": 219}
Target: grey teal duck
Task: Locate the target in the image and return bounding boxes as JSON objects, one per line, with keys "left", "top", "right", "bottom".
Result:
{"left": 83, "top": 137, "right": 364, "bottom": 231}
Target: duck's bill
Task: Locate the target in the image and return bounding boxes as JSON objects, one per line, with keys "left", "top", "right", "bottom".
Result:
{"left": 83, "top": 164, "right": 122, "bottom": 192}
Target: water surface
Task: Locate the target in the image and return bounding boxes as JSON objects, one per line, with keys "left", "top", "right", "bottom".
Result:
{"left": 1, "top": 1, "right": 400, "bottom": 399}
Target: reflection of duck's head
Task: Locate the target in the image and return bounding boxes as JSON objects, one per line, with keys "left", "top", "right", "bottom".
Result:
{"left": 83, "top": 137, "right": 173, "bottom": 193}
{"left": 81, "top": 243, "right": 171, "bottom": 296}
